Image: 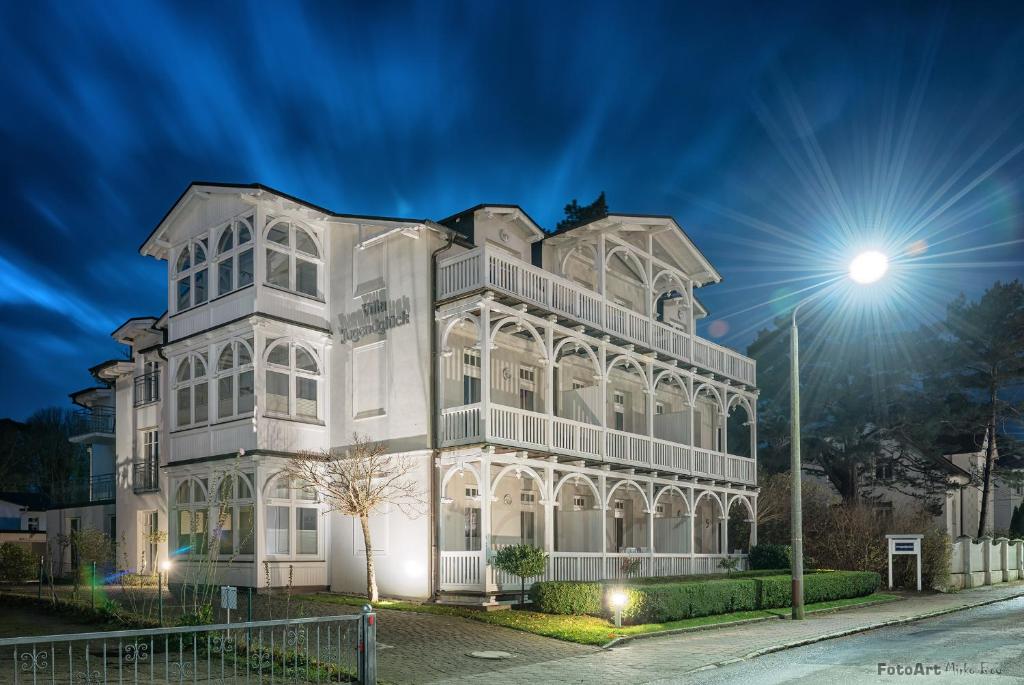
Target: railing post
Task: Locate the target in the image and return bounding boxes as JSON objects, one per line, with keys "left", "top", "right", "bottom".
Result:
{"left": 358, "top": 604, "right": 377, "bottom": 684}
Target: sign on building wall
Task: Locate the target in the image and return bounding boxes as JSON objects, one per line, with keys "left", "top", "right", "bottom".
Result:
{"left": 337, "top": 287, "right": 411, "bottom": 344}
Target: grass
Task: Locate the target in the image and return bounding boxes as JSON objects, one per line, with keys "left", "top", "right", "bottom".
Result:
{"left": 303, "top": 591, "right": 901, "bottom": 647}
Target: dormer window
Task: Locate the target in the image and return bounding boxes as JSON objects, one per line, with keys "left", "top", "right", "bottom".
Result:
{"left": 175, "top": 237, "right": 209, "bottom": 311}
{"left": 265, "top": 218, "right": 322, "bottom": 299}
{"left": 215, "top": 215, "right": 254, "bottom": 297}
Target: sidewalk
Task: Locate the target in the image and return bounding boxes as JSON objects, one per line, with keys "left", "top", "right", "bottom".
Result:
{"left": 432, "top": 582, "right": 1024, "bottom": 685}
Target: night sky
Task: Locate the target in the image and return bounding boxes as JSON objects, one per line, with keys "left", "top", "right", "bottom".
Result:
{"left": 0, "top": 1, "right": 1022, "bottom": 419}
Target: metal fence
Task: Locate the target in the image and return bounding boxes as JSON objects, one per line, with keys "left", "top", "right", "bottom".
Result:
{"left": 0, "top": 608, "right": 376, "bottom": 684}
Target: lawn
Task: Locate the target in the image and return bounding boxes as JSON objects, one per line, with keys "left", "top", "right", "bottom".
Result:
{"left": 303, "top": 592, "right": 901, "bottom": 646}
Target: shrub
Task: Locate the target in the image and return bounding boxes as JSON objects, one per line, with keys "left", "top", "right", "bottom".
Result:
{"left": 492, "top": 544, "right": 547, "bottom": 607}
{"left": 0, "top": 543, "right": 37, "bottom": 582}
{"left": 749, "top": 543, "right": 791, "bottom": 570}
{"left": 755, "top": 571, "right": 880, "bottom": 609}
{"left": 621, "top": 578, "right": 758, "bottom": 624}
{"left": 529, "top": 582, "right": 603, "bottom": 615}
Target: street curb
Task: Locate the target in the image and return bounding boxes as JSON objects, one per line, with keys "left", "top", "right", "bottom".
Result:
{"left": 599, "top": 595, "right": 903, "bottom": 649}
{"left": 683, "top": 588, "right": 1024, "bottom": 675}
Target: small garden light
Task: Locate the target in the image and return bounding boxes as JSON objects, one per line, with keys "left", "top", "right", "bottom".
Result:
{"left": 609, "top": 590, "right": 628, "bottom": 628}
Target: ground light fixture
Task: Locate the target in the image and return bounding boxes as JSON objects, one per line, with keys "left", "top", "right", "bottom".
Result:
{"left": 158, "top": 560, "right": 172, "bottom": 626}
{"left": 789, "top": 250, "right": 890, "bottom": 619}
{"left": 609, "top": 590, "right": 628, "bottom": 628}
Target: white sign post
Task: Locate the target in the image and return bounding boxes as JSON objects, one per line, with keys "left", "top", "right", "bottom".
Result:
{"left": 886, "top": 534, "right": 923, "bottom": 591}
{"left": 221, "top": 585, "right": 238, "bottom": 624}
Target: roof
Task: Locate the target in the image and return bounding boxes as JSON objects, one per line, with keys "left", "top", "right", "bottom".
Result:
{"left": 437, "top": 203, "right": 547, "bottom": 239}
{"left": 0, "top": 492, "right": 49, "bottom": 509}
{"left": 110, "top": 316, "right": 159, "bottom": 343}
{"left": 140, "top": 182, "right": 431, "bottom": 257}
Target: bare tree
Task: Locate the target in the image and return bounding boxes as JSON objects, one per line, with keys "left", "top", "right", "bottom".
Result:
{"left": 285, "top": 434, "right": 425, "bottom": 602}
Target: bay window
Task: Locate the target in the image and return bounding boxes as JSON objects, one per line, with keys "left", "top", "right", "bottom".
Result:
{"left": 174, "top": 477, "right": 209, "bottom": 555}
{"left": 215, "top": 338, "right": 255, "bottom": 420}
{"left": 174, "top": 237, "right": 209, "bottom": 311}
{"left": 265, "top": 475, "right": 320, "bottom": 557}
{"left": 264, "top": 218, "right": 322, "bottom": 299}
{"left": 213, "top": 473, "right": 255, "bottom": 556}
{"left": 215, "top": 215, "right": 255, "bottom": 296}
{"left": 175, "top": 354, "right": 209, "bottom": 428}
{"left": 264, "top": 340, "right": 321, "bottom": 420}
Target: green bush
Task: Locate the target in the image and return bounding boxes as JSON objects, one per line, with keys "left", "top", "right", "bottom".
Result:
{"left": 0, "top": 543, "right": 37, "bottom": 582}
{"left": 749, "top": 543, "right": 791, "bottom": 570}
{"left": 529, "top": 581, "right": 603, "bottom": 615}
{"left": 621, "top": 579, "right": 758, "bottom": 624}
{"left": 755, "top": 571, "right": 880, "bottom": 609}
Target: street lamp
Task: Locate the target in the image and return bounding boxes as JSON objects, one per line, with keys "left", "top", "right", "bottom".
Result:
{"left": 609, "top": 590, "right": 628, "bottom": 628}
{"left": 789, "top": 250, "right": 888, "bottom": 620}
{"left": 158, "top": 560, "right": 172, "bottom": 626}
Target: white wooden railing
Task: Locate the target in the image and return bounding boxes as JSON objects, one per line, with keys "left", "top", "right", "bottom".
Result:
{"left": 437, "top": 246, "right": 756, "bottom": 386}
{"left": 440, "top": 550, "right": 747, "bottom": 592}
{"left": 438, "top": 403, "right": 756, "bottom": 485}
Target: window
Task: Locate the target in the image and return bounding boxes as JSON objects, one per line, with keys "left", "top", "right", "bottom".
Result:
{"left": 465, "top": 487, "right": 479, "bottom": 498}
{"left": 519, "top": 366, "right": 536, "bottom": 412}
{"left": 215, "top": 215, "right": 254, "bottom": 297}
{"left": 174, "top": 478, "right": 209, "bottom": 555}
{"left": 572, "top": 380, "right": 586, "bottom": 391}
{"left": 464, "top": 507, "right": 480, "bottom": 549}
{"left": 613, "top": 391, "right": 626, "bottom": 431}
{"left": 264, "top": 218, "right": 322, "bottom": 298}
{"left": 353, "top": 342, "right": 387, "bottom": 418}
{"left": 145, "top": 511, "right": 159, "bottom": 572}
{"left": 174, "top": 354, "right": 209, "bottom": 428}
{"left": 27, "top": 517, "right": 39, "bottom": 531}
{"left": 572, "top": 495, "right": 586, "bottom": 510}
{"left": 656, "top": 402, "right": 665, "bottom": 415}
{"left": 215, "top": 338, "right": 255, "bottom": 420}
{"left": 143, "top": 429, "right": 159, "bottom": 465}
{"left": 264, "top": 340, "right": 321, "bottom": 420}
{"left": 875, "top": 460, "right": 894, "bottom": 482}
{"left": 137, "top": 429, "right": 159, "bottom": 492}
{"left": 463, "top": 349, "right": 481, "bottom": 404}
{"left": 135, "top": 360, "right": 160, "bottom": 406}
{"left": 265, "top": 476, "right": 321, "bottom": 556}
{"left": 174, "top": 237, "right": 209, "bottom": 311}
{"left": 354, "top": 240, "right": 385, "bottom": 296}
{"left": 212, "top": 473, "right": 255, "bottom": 556}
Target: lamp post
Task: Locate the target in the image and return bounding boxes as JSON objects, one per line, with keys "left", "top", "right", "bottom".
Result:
{"left": 609, "top": 590, "right": 627, "bottom": 628}
{"left": 159, "top": 560, "right": 172, "bottom": 626}
{"left": 790, "top": 250, "right": 888, "bottom": 620}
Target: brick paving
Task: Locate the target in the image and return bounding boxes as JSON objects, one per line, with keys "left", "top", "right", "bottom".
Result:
{"left": 428, "top": 583, "right": 1024, "bottom": 685}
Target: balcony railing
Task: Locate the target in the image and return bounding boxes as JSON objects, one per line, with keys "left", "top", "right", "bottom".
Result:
{"left": 437, "top": 246, "right": 756, "bottom": 386}
{"left": 70, "top": 407, "right": 115, "bottom": 437}
{"left": 52, "top": 474, "right": 115, "bottom": 506}
{"left": 440, "top": 403, "right": 756, "bottom": 485}
{"left": 133, "top": 370, "right": 160, "bottom": 406}
{"left": 132, "top": 459, "right": 159, "bottom": 493}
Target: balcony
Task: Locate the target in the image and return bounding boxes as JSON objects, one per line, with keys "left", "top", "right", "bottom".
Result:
{"left": 69, "top": 407, "right": 115, "bottom": 442}
{"left": 133, "top": 371, "right": 160, "bottom": 407}
{"left": 132, "top": 460, "right": 159, "bottom": 493}
{"left": 440, "top": 403, "right": 756, "bottom": 485}
{"left": 437, "top": 246, "right": 756, "bottom": 386}
{"left": 52, "top": 474, "right": 115, "bottom": 507}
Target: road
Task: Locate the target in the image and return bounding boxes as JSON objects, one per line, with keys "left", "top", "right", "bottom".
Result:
{"left": 670, "top": 596, "right": 1024, "bottom": 684}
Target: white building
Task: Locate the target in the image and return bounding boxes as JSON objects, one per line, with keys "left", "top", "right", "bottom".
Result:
{"left": 55, "top": 182, "right": 759, "bottom": 602}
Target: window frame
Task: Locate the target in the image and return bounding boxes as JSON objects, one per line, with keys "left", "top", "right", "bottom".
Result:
{"left": 173, "top": 235, "right": 210, "bottom": 312}
{"left": 174, "top": 353, "right": 210, "bottom": 429}
{"left": 214, "top": 214, "right": 255, "bottom": 298}
{"left": 263, "top": 475, "right": 323, "bottom": 559}
{"left": 263, "top": 218, "right": 324, "bottom": 300}
{"left": 215, "top": 338, "right": 256, "bottom": 421}
{"left": 263, "top": 340, "right": 322, "bottom": 422}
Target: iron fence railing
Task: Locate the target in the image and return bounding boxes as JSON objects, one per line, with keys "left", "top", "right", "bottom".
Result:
{"left": 52, "top": 473, "right": 116, "bottom": 506}
{"left": 71, "top": 407, "right": 115, "bottom": 436}
{"left": 0, "top": 609, "right": 376, "bottom": 684}
{"left": 133, "top": 371, "right": 160, "bottom": 407}
{"left": 132, "top": 460, "right": 159, "bottom": 493}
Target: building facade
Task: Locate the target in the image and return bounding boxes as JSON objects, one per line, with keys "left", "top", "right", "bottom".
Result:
{"left": 56, "top": 183, "right": 759, "bottom": 602}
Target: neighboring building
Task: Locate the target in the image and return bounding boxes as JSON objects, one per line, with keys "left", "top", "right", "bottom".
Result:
{"left": 62, "top": 182, "right": 759, "bottom": 602}
{"left": 0, "top": 492, "right": 48, "bottom": 559}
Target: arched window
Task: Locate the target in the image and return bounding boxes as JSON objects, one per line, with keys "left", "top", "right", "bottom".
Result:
{"left": 175, "top": 353, "right": 209, "bottom": 428}
{"left": 174, "top": 237, "right": 209, "bottom": 311}
{"left": 212, "top": 473, "right": 255, "bottom": 556}
{"left": 215, "top": 338, "right": 255, "bottom": 420}
{"left": 264, "top": 218, "right": 321, "bottom": 299}
{"left": 264, "top": 340, "right": 321, "bottom": 420}
{"left": 215, "top": 215, "right": 254, "bottom": 297}
{"left": 174, "top": 477, "right": 209, "bottom": 555}
{"left": 265, "top": 475, "right": 320, "bottom": 556}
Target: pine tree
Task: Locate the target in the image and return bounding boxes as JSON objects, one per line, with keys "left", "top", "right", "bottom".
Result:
{"left": 555, "top": 192, "right": 608, "bottom": 231}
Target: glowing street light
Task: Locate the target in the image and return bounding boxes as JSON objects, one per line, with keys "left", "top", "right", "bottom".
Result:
{"left": 789, "top": 251, "right": 889, "bottom": 620}
{"left": 848, "top": 250, "right": 889, "bottom": 284}
{"left": 609, "top": 590, "right": 628, "bottom": 628}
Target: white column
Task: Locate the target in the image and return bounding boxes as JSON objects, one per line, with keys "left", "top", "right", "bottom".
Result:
{"left": 599, "top": 338, "right": 608, "bottom": 458}
{"left": 721, "top": 390, "right": 729, "bottom": 456}
{"left": 647, "top": 480, "right": 655, "bottom": 571}
{"left": 688, "top": 486, "right": 696, "bottom": 563}
{"left": 479, "top": 300, "right": 492, "bottom": 443}
{"left": 480, "top": 451, "right": 494, "bottom": 593}
{"left": 544, "top": 464, "right": 555, "bottom": 557}
{"left": 597, "top": 234, "right": 607, "bottom": 302}
{"left": 599, "top": 472, "right": 608, "bottom": 577}
{"left": 646, "top": 361, "right": 655, "bottom": 467}
{"left": 750, "top": 496, "right": 758, "bottom": 547}
{"left": 720, "top": 493, "right": 729, "bottom": 556}
{"left": 545, "top": 316, "right": 555, "bottom": 451}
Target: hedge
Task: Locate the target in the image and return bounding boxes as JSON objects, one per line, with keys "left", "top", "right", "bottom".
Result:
{"left": 756, "top": 571, "right": 881, "bottom": 609}
{"left": 529, "top": 570, "right": 880, "bottom": 624}
{"left": 749, "top": 543, "right": 791, "bottom": 570}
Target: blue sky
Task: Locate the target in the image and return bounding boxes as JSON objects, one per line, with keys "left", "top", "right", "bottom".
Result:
{"left": 0, "top": 1, "right": 1021, "bottom": 419}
